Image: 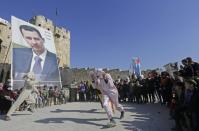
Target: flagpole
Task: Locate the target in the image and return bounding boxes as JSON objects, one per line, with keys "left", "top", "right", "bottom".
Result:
{"left": 55, "top": 8, "right": 58, "bottom": 26}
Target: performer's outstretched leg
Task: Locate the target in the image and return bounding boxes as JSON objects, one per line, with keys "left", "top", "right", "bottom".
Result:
{"left": 5, "top": 89, "right": 32, "bottom": 121}
{"left": 109, "top": 92, "right": 125, "bottom": 119}
{"left": 103, "top": 95, "right": 113, "bottom": 120}
{"left": 102, "top": 95, "right": 116, "bottom": 127}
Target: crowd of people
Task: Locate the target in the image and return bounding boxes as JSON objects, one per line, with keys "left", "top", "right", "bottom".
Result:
{"left": 75, "top": 57, "right": 199, "bottom": 131}
{"left": 0, "top": 83, "right": 69, "bottom": 115}
{"left": 0, "top": 57, "right": 198, "bottom": 130}
{"left": 114, "top": 57, "right": 198, "bottom": 131}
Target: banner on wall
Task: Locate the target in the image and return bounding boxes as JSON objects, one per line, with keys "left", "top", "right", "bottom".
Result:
{"left": 11, "top": 16, "right": 61, "bottom": 89}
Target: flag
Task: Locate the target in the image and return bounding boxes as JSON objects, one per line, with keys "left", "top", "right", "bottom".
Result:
{"left": 132, "top": 57, "right": 141, "bottom": 78}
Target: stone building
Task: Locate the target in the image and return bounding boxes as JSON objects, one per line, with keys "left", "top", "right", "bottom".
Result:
{"left": 0, "top": 18, "right": 11, "bottom": 82}
{"left": 0, "top": 18, "right": 11, "bottom": 64}
{"left": 61, "top": 67, "right": 130, "bottom": 86}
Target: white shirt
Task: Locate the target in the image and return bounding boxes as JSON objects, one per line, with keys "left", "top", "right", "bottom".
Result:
{"left": 93, "top": 73, "right": 118, "bottom": 95}
{"left": 30, "top": 49, "right": 47, "bottom": 72}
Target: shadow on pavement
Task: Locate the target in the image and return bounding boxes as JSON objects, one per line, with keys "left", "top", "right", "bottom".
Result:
{"left": 12, "top": 113, "right": 32, "bottom": 116}
{"left": 0, "top": 113, "right": 31, "bottom": 121}
{"left": 0, "top": 115, "right": 5, "bottom": 120}
{"left": 100, "top": 124, "right": 117, "bottom": 129}
{"left": 51, "top": 108, "right": 105, "bottom": 114}
{"left": 35, "top": 117, "right": 107, "bottom": 127}
{"left": 119, "top": 103, "right": 173, "bottom": 131}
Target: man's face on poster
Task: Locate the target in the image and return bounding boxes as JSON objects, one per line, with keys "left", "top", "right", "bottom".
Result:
{"left": 21, "top": 29, "right": 45, "bottom": 55}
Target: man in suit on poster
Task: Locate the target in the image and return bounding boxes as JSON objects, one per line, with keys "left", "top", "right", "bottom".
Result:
{"left": 13, "top": 25, "right": 60, "bottom": 82}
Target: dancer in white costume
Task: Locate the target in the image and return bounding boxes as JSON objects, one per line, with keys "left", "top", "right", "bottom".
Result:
{"left": 89, "top": 70, "right": 124, "bottom": 127}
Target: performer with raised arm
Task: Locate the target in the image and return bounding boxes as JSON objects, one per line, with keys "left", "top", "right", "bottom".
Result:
{"left": 4, "top": 72, "right": 38, "bottom": 121}
{"left": 89, "top": 70, "right": 125, "bottom": 127}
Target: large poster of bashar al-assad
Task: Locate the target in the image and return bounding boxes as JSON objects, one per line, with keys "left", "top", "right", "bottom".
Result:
{"left": 11, "top": 16, "right": 61, "bottom": 89}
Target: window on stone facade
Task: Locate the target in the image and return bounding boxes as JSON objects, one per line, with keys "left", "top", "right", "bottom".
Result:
{"left": 55, "top": 33, "right": 60, "bottom": 38}
{"left": 38, "top": 24, "right": 41, "bottom": 26}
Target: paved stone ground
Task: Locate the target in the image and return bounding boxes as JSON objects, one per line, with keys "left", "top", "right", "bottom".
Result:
{"left": 0, "top": 102, "right": 174, "bottom": 131}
